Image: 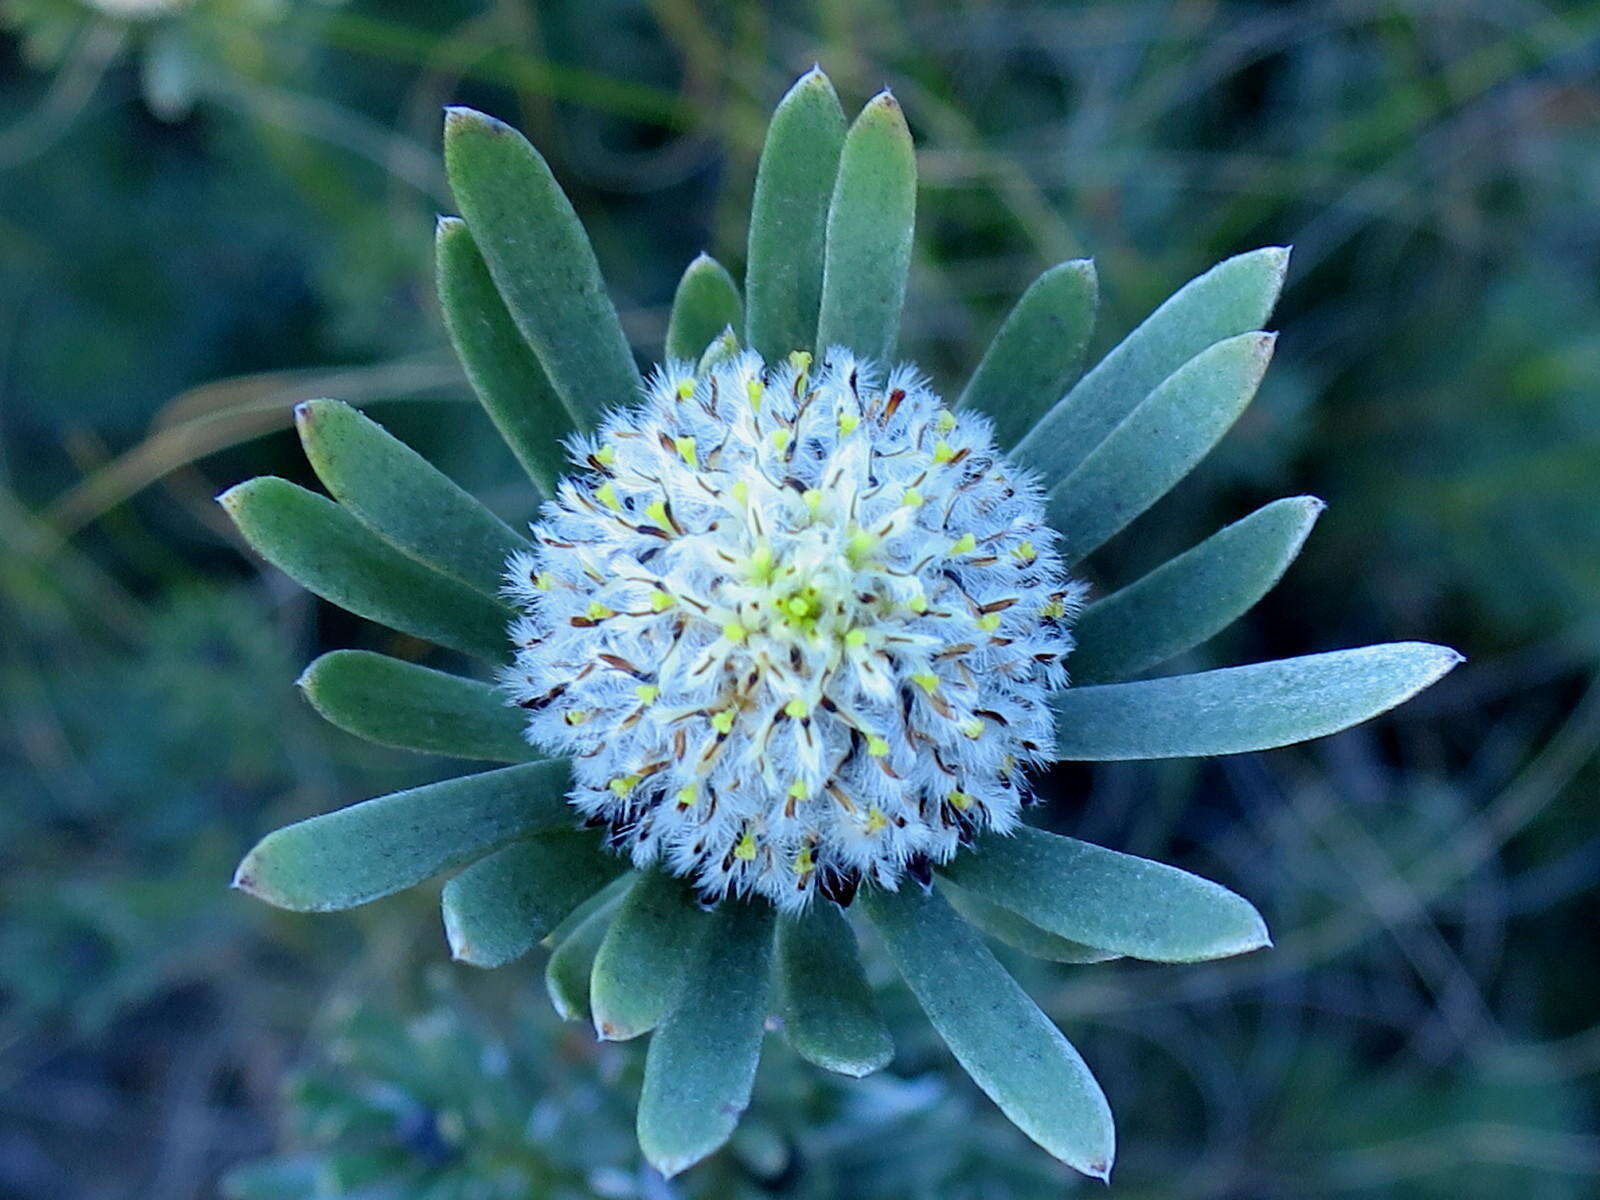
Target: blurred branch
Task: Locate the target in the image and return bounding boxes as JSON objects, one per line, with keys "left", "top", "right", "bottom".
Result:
{"left": 43, "top": 355, "right": 465, "bottom": 540}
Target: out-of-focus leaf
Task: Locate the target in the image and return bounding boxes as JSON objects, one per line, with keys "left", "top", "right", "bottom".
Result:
{"left": 233, "top": 761, "right": 573, "bottom": 912}
{"left": 443, "top": 107, "right": 640, "bottom": 429}
{"left": 442, "top": 830, "right": 624, "bottom": 968}
{"left": 1015, "top": 247, "right": 1289, "bottom": 481}
{"left": 1070, "top": 495, "right": 1324, "bottom": 683}
{"left": 959, "top": 259, "right": 1097, "bottom": 450}
{"left": 816, "top": 92, "right": 917, "bottom": 363}
{"left": 943, "top": 826, "right": 1268, "bottom": 962}
{"left": 776, "top": 903, "right": 893, "bottom": 1077}
{"left": 436, "top": 217, "right": 573, "bottom": 494}
{"left": 745, "top": 68, "right": 846, "bottom": 362}
{"left": 862, "top": 884, "right": 1114, "bottom": 1180}
{"left": 297, "top": 650, "right": 534, "bottom": 762}
{"left": 294, "top": 398, "right": 530, "bottom": 598}
{"left": 665, "top": 253, "right": 742, "bottom": 362}
{"left": 940, "top": 879, "right": 1118, "bottom": 964}
{"left": 1045, "top": 332, "right": 1277, "bottom": 560}
{"left": 637, "top": 900, "right": 775, "bottom": 1178}
{"left": 1053, "top": 643, "right": 1464, "bottom": 760}
{"left": 589, "top": 868, "right": 711, "bottom": 1041}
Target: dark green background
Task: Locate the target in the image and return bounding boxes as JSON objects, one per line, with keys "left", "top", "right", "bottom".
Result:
{"left": 2, "top": 2, "right": 1597, "bottom": 1196}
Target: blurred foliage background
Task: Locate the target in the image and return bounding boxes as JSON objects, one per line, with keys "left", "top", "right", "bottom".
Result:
{"left": 2, "top": 1, "right": 1598, "bottom": 1196}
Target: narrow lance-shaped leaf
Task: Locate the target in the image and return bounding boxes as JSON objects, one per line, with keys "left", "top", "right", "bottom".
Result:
{"left": 233, "top": 760, "right": 573, "bottom": 912}
{"left": 1053, "top": 642, "right": 1464, "bottom": 761}
{"left": 218, "top": 477, "right": 513, "bottom": 661}
{"left": 298, "top": 650, "right": 536, "bottom": 762}
{"left": 776, "top": 903, "right": 893, "bottom": 1076}
{"left": 589, "top": 868, "right": 711, "bottom": 1041}
{"left": 665, "top": 253, "right": 743, "bottom": 363}
{"left": 861, "top": 884, "right": 1114, "bottom": 1181}
{"left": 442, "top": 830, "right": 625, "bottom": 968}
{"left": 1046, "top": 332, "right": 1276, "bottom": 561}
{"left": 1070, "top": 496, "right": 1325, "bottom": 684}
{"left": 1014, "top": 246, "right": 1290, "bottom": 483}
{"left": 958, "top": 259, "right": 1097, "bottom": 450}
{"left": 942, "top": 827, "right": 1268, "bottom": 963}
{"left": 436, "top": 217, "right": 574, "bottom": 495}
{"left": 638, "top": 900, "right": 775, "bottom": 1178}
{"left": 815, "top": 91, "right": 916, "bottom": 364}
{"left": 745, "top": 68, "right": 846, "bottom": 362}
{"left": 443, "top": 108, "right": 640, "bottom": 429}
{"left": 940, "top": 879, "right": 1118, "bottom": 964}
{"left": 295, "top": 398, "right": 532, "bottom": 600}
{"left": 545, "top": 881, "right": 628, "bottom": 1022}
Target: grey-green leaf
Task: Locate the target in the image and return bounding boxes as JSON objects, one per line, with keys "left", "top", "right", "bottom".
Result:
{"left": 1070, "top": 495, "right": 1324, "bottom": 684}
{"left": 776, "top": 904, "right": 893, "bottom": 1076}
{"left": 297, "top": 650, "right": 535, "bottom": 762}
{"left": 665, "top": 253, "right": 742, "bottom": 362}
{"left": 1014, "top": 246, "right": 1290, "bottom": 482}
{"left": 545, "top": 884, "right": 625, "bottom": 1022}
{"left": 218, "top": 477, "right": 513, "bottom": 661}
{"left": 589, "top": 868, "right": 711, "bottom": 1041}
{"left": 442, "top": 830, "right": 624, "bottom": 968}
{"left": 940, "top": 879, "right": 1118, "bottom": 964}
{"left": 815, "top": 91, "right": 916, "bottom": 364}
{"left": 1054, "top": 642, "right": 1464, "bottom": 760}
{"left": 443, "top": 107, "right": 640, "bottom": 430}
{"left": 233, "top": 760, "right": 572, "bottom": 912}
{"left": 638, "top": 900, "right": 775, "bottom": 1179}
{"left": 943, "top": 826, "right": 1268, "bottom": 963}
{"left": 1046, "top": 331, "right": 1276, "bottom": 561}
{"left": 436, "top": 216, "right": 573, "bottom": 494}
{"left": 295, "top": 398, "right": 531, "bottom": 600}
{"left": 861, "top": 885, "right": 1114, "bottom": 1180}
{"left": 958, "top": 259, "right": 1097, "bottom": 450}
{"left": 745, "top": 68, "right": 846, "bottom": 362}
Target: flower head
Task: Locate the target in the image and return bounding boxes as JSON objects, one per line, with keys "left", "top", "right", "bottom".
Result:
{"left": 505, "top": 350, "right": 1082, "bottom": 910}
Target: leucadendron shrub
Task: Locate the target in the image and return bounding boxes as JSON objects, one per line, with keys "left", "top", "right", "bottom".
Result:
{"left": 221, "top": 69, "right": 1461, "bottom": 1181}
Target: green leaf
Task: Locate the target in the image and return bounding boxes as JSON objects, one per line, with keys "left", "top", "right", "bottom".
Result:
{"left": 861, "top": 884, "right": 1114, "bottom": 1180}
{"left": 1070, "top": 496, "right": 1324, "bottom": 684}
{"left": 436, "top": 217, "right": 574, "bottom": 495}
{"left": 294, "top": 399, "right": 531, "bottom": 599}
{"left": 665, "top": 253, "right": 742, "bottom": 362}
{"left": 958, "top": 260, "right": 1097, "bottom": 450}
{"left": 544, "top": 880, "right": 628, "bottom": 1022}
{"left": 776, "top": 903, "right": 893, "bottom": 1077}
{"left": 443, "top": 108, "right": 640, "bottom": 429}
{"left": 218, "top": 477, "right": 513, "bottom": 661}
{"left": 943, "top": 826, "right": 1268, "bottom": 963}
{"left": 589, "top": 868, "right": 712, "bottom": 1040}
{"left": 744, "top": 68, "right": 846, "bottom": 362}
{"left": 1014, "top": 246, "right": 1289, "bottom": 482}
{"left": 815, "top": 91, "right": 917, "bottom": 364}
{"left": 940, "top": 879, "right": 1118, "bottom": 964}
{"left": 1046, "top": 332, "right": 1276, "bottom": 562}
{"left": 298, "top": 650, "right": 535, "bottom": 761}
{"left": 638, "top": 900, "right": 775, "bottom": 1179}
{"left": 233, "top": 761, "right": 573, "bottom": 912}
{"left": 442, "top": 830, "right": 624, "bottom": 967}
{"left": 1053, "top": 642, "right": 1464, "bottom": 760}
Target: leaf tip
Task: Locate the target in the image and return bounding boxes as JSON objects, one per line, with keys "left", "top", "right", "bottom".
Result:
{"left": 214, "top": 480, "right": 249, "bottom": 511}
{"left": 443, "top": 104, "right": 507, "bottom": 138}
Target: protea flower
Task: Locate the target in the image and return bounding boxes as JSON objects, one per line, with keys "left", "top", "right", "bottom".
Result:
{"left": 222, "top": 69, "right": 1460, "bottom": 1182}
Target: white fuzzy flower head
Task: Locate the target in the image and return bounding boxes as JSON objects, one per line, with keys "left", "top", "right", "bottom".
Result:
{"left": 505, "top": 349, "right": 1083, "bottom": 911}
